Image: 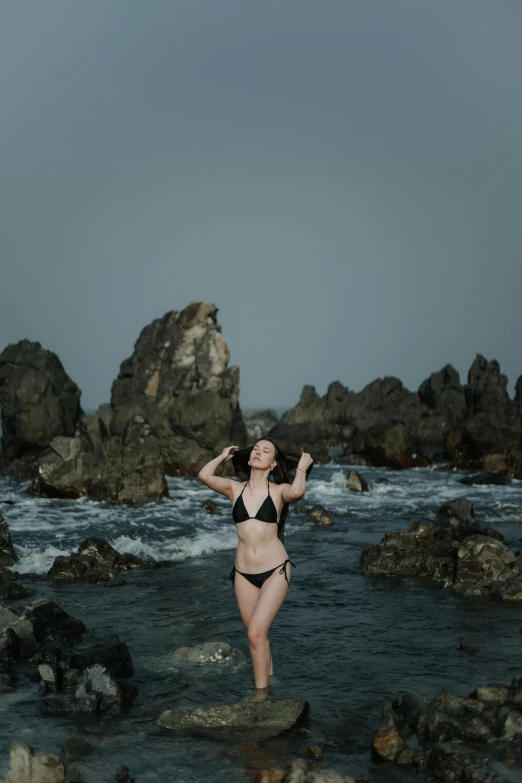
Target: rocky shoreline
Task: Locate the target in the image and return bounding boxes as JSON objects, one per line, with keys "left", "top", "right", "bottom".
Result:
{"left": 1, "top": 301, "right": 522, "bottom": 506}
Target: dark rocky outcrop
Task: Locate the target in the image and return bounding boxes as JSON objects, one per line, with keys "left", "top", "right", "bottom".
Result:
{"left": 157, "top": 698, "right": 309, "bottom": 741}
{"left": 0, "top": 516, "right": 17, "bottom": 566}
{"left": 27, "top": 414, "right": 168, "bottom": 504}
{"left": 306, "top": 505, "right": 335, "bottom": 526}
{"left": 0, "top": 340, "right": 82, "bottom": 463}
{"left": 0, "top": 568, "right": 33, "bottom": 600}
{"left": 361, "top": 500, "right": 522, "bottom": 601}
{"left": 372, "top": 678, "right": 522, "bottom": 782}
{"left": 110, "top": 302, "right": 247, "bottom": 476}
{"left": 243, "top": 409, "right": 280, "bottom": 442}
{"left": 47, "top": 537, "right": 158, "bottom": 582}
{"left": 267, "top": 355, "right": 522, "bottom": 472}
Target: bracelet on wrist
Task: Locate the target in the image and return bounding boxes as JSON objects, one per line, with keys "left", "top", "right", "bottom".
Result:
{"left": 296, "top": 468, "right": 306, "bottom": 474}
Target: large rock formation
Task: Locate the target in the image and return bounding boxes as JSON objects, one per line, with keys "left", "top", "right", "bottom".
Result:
{"left": 110, "top": 302, "right": 247, "bottom": 475}
{"left": 268, "top": 355, "right": 522, "bottom": 472}
{"left": 0, "top": 340, "right": 82, "bottom": 463}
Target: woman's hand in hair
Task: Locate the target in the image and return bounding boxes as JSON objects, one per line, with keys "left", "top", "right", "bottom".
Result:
{"left": 220, "top": 445, "right": 239, "bottom": 461}
{"left": 297, "top": 452, "right": 313, "bottom": 472}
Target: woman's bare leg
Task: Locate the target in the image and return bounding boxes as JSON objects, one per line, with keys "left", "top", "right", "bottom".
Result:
{"left": 234, "top": 574, "right": 274, "bottom": 676}
{"left": 247, "top": 569, "right": 290, "bottom": 689}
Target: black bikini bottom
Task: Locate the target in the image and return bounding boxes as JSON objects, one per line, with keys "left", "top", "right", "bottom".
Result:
{"left": 230, "top": 559, "right": 295, "bottom": 589}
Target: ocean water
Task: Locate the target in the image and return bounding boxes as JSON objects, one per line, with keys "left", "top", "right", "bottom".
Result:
{"left": 1, "top": 465, "right": 522, "bottom": 782}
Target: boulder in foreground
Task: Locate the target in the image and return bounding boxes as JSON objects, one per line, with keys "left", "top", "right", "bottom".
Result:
{"left": 157, "top": 698, "right": 308, "bottom": 740}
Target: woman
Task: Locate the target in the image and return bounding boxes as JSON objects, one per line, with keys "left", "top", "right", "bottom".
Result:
{"left": 198, "top": 438, "right": 313, "bottom": 695}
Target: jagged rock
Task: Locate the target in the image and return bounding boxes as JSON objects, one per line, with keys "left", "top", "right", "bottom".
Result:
{"left": 243, "top": 409, "right": 280, "bottom": 442}
{"left": 157, "top": 698, "right": 309, "bottom": 740}
{"left": 0, "top": 568, "right": 32, "bottom": 600}
{"left": 0, "top": 340, "right": 82, "bottom": 466}
{"left": 27, "top": 414, "right": 168, "bottom": 504}
{"left": 3, "top": 741, "right": 65, "bottom": 783}
{"left": 47, "top": 539, "right": 157, "bottom": 582}
{"left": 306, "top": 505, "right": 334, "bottom": 526}
{"left": 66, "top": 634, "right": 134, "bottom": 678}
{"left": 361, "top": 530, "right": 455, "bottom": 581}
{"left": 436, "top": 498, "right": 503, "bottom": 541}
{"left": 346, "top": 470, "right": 368, "bottom": 493}
{"left": 371, "top": 702, "right": 405, "bottom": 762}
{"left": 170, "top": 641, "right": 244, "bottom": 663}
{"left": 42, "top": 663, "right": 137, "bottom": 715}
{"left": 418, "top": 364, "right": 467, "bottom": 423}
{"left": 0, "top": 516, "right": 17, "bottom": 566}
{"left": 465, "top": 354, "right": 511, "bottom": 415}
{"left": 110, "top": 302, "right": 247, "bottom": 476}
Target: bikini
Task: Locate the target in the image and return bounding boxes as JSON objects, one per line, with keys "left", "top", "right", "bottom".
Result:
{"left": 230, "top": 479, "right": 295, "bottom": 588}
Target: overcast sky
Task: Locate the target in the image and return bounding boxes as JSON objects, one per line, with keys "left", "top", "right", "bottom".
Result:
{"left": 1, "top": 1, "right": 521, "bottom": 411}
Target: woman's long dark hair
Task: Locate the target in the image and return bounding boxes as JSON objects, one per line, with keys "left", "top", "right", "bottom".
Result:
{"left": 232, "top": 437, "right": 313, "bottom": 543}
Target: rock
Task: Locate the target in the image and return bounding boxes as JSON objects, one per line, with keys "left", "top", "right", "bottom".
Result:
{"left": 371, "top": 702, "right": 405, "bottom": 762}
{"left": 361, "top": 530, "right": 455, "bottom": 581}
{"left": 0, "top": 340, "right": 82, "bottom": 466}
{"left": 110, "top": 302, "right": 247, "bottom": 476}
{"left": 255, "top": 770, "right": 285, "bottom": 783}
{"left": 47, "top": 540, "right": 156, "bottom": 582}
{"left": 243, "top": 410, "right": 280, "bottom": 442}
{"left": 4, "top": 740, "right": 65, "bottom": 783}
{"left": 436, "top": 498, "right": 503, "bottom": 541}
{"left": 459, "top": 471, "right": 510, "bottom": 486}
{"left": 465, "top": 354, "right": 511, "bottom": 415}
{"left": 284, "top": 760, "right": 308, "bottom": 783}
{"left": 302, "top": 746, "right": 324, "bottom": 760}
{"left": 61, "top": 737, "right": 94, "bottom": 763}
{"left": 471, "top": 685, "right": 508, "bottom": 706}
{"left": 66, "top": 634, "right": 134, "bottom": 678}
{"left": 114, "top": 767, "right": 135, "bottom": 783}
{"left": 0, "top": 516, "right": 17, "bottom": 566}
{"left": 28, "top": 414, "right": 169, "bottom": 505}
{"left": 42, "top": 663, "right": 137, "bottom": 715}
{"left": 451, "top": 535, "right": 518, "bottom": 597}
{"left": 418, "top": 364, "right": 467, "bottom": 424}
{"left": 0, "top": 568, "right": 33, "bottom": 600}
{"left": 346, "top": 470, "right": 368, "bottom": 493}
{"left": 77, "top": 538, "right": 120, "bottom": 564}
{"left": 157, "top": 698, "right": 309, "bottom": 740}
{"left": 306, "top": 505, "right": 334, "bottom": 526}
{"left": 201, "top": 499, "right": 220, "bottom": 514}
{"left": 170, "top": 641, "right": 244, "bottom": 663}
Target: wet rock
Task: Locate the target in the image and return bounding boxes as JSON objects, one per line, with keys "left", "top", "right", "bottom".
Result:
{"left": 3, "top": 740, "right": 65, "bottom": 783}
{"left": 306, "top": 505, "right": 334, "bottom": 526}
{"left": 255, "top": 769, "right": 285, "bottom": 783}
{"left": 157, "top": 698, "right": 309, "bottom": 740}
{"left": 456, "top": 643, "right": 481, "bottom": 654}
{"left": 0, "top": 568, "right": 33, "bottom": 600}
{"left": 47, "top": 539, "right": 157, "bottom": 582}
{"left": 302, "top": 746, "right": 324, "bottom": 760}
{"left": 371, "top": 702, "right": 405, "bottom": 762}
{"left": 0, "top": 599, "right": 87, "bottom": 647}
{"left": 201, "top": 499, "right": 220, "bottom": 514}
{"left": 471, "top": 684, "right": 509, "bottom": 706}
{"left": 361, "top": 530, "right": 455, "bottom": 581}
{"left": 243, "top": 409, "right": 280, "bottom": 442}
{"left": 170, "top": 641, "right": 245, "bottom": 663}
{"left": 459, "top": 471, "right": 510, "bottom": 486}
{"left": 436, "top": 498, "right": 503, "bottom": 541}
{"left": 42, "top": 663, "right": 137, "bottom": 715}
{"left": 0, "top": 339, "right": 82, "bottom": 466}
{"left": 0, "top": 670, "right": 16, "bottom": 692}
{"left": 28, "top": 414, "right": 169, "bottom": 505}
{"left": 66, "top": 634, "right": 134, "bottom": 678}
{"left": 110, "top": 302, "right": 247, "bottom": 476}
{"left": 346, "top": 470, "right": 368, "bottom": 493}
{"left": 284, "top": 760, "right": 308, "bottom": 783}
{"left": 451, "top": 535, "right": 519, "bottom": 598}
{"left": 61, "top": 737, "right": 94, "bottom": 762}
{"left": 0, "top": 516, "right": 17, "bottom": 566}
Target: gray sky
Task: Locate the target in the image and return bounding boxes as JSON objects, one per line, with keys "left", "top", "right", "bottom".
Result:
{"left": 1, "top": 1, "right": 521, "bottom": 411}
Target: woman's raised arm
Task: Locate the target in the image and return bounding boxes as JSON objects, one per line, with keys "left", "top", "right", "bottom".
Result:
{"left": 197, "top": 445, "right": 239, "bottom": 499}
{"left": 281, "top": 451, "right": 313, "bottom": 503}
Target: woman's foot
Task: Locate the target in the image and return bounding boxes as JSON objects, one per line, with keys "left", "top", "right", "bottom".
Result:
{"left": 248, "top": 685, "right": 271, "bottom": 702}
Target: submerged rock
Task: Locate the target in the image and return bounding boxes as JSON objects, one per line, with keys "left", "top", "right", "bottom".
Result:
{"left": 0, "top": 568, "right": 33, "bottom": 600}
{"left": 157, "top": 698, "right": 309, "bottom": 740}
{"left": 306, "top": 505, "right": 335, "bottom": 526}
{"left": 170, "top": 641, "right": 244, "bottom": 663}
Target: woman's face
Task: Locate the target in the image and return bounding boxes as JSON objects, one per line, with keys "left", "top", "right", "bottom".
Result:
{"left": 250, "top": 440, "right": 277, "bottom": 471}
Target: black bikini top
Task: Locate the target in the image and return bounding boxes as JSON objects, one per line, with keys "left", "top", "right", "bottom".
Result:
{"left": 232, "top": 479, "right": 278, "bottom": 524}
